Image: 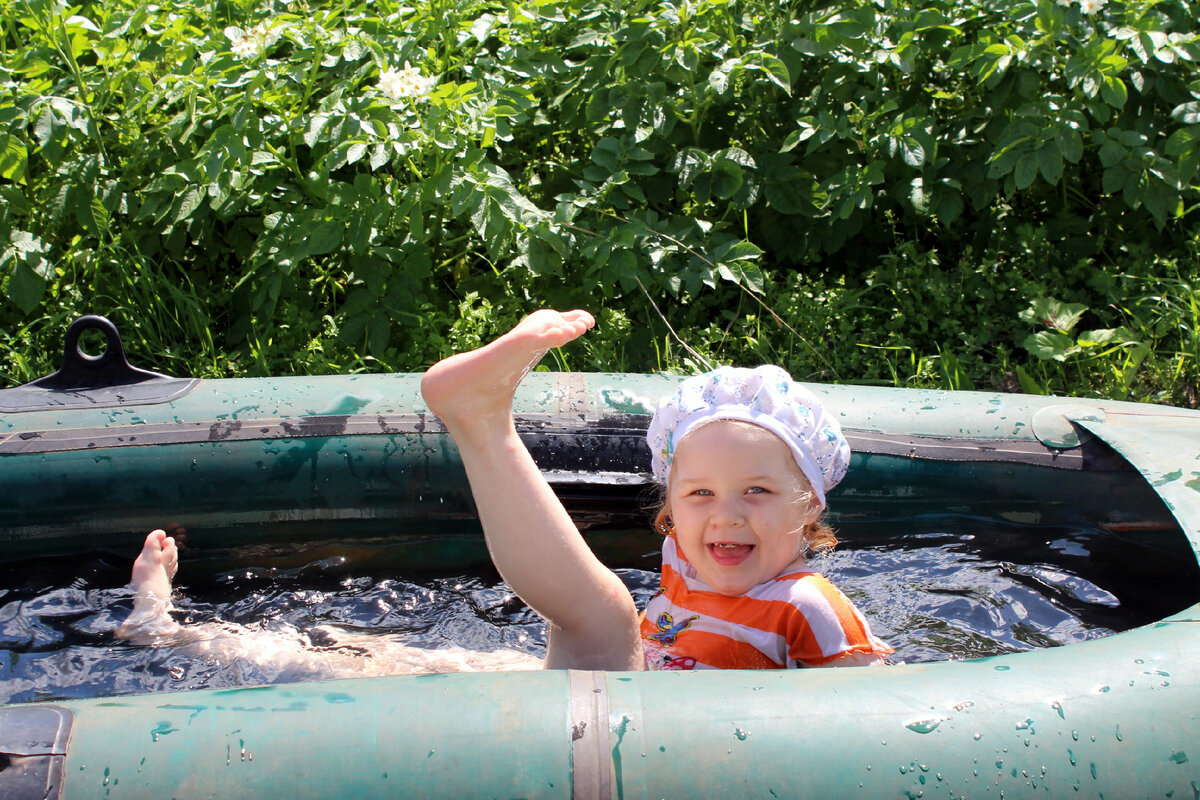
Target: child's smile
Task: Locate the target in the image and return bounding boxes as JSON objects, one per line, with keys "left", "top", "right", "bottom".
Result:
{"left": 667, "top": 420, "right": 820, "bottom": 596}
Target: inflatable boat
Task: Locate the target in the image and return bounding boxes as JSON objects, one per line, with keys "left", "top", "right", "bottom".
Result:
{"left": 1, "top": 316, "right": 1197, "bottom": 799}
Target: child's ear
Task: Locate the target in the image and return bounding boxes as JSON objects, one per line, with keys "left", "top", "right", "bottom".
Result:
{"left": 802, "top": 494, "right": 822, "bottom": 527}
{"left": 655, "top": 501, "right": 675, "bottom": 534}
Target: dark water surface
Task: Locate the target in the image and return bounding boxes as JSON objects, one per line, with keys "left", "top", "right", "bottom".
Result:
{"left": 1, "top": 515, "right": 1196, "bottom": 705}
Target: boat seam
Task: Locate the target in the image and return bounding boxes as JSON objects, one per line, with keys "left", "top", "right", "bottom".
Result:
{"left": 568, "top": 669, "right": 612, "bottom": 800}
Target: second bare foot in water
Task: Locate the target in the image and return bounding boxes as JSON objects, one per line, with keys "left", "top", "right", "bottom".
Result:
{"left": 421, "top": 309, "right": 595, "bottom": 435}
{"left": 131, "top": 529, "right": 178, "bottom": 600}
{"left": 116, "top": 530, "right": 182, "bottom": 643}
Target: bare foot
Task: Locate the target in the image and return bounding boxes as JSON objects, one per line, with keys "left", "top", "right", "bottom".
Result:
{"left": 116, "top": 530, "right": 182, "bottom": 643}
{"left": 131, "top": 529, "right": 178, "bottom": 599}
{"left": 421, "top": 309, "right": 595, "bottom": 437}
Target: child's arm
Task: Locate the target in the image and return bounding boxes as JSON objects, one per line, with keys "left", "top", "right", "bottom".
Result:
{"left": 421, "top": 310, "right": 644, "bottom": 671}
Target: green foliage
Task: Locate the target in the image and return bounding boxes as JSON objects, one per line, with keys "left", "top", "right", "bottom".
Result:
{"left": 1, "top": 0, "right": 1198, "bottom": 406}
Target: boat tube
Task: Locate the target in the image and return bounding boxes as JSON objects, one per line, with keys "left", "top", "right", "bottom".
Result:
{"left": 1, "top": 316, "right": 1197, "bottom": 799}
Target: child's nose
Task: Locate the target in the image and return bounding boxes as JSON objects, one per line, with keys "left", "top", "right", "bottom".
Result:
{"left": 711, "top": 499, "right": 745, "bottom": 527}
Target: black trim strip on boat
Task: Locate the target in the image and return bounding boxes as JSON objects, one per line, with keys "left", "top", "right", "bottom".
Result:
{"left": 0, "top": 706, "right": 72, "bottom": 800}
{"left": 0, "top": 411, "right": 1114, "bottom": 471}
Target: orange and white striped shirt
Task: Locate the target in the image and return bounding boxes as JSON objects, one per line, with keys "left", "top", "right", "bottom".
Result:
{"left": 640, "top": 535, "right": 891, "bottom": 670}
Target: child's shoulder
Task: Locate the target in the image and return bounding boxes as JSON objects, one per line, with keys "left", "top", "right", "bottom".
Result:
{"left": 750, "top": 569, "right": 852, "bottom": 608}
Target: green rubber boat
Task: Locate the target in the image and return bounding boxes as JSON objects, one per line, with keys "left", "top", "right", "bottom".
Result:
{"left": 0, "top": 316, "right": 1197, "bottom": 799}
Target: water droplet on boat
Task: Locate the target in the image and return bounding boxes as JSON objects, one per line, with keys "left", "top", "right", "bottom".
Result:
{"left": 906, "top": 719, "right": 942, "bottom": 734}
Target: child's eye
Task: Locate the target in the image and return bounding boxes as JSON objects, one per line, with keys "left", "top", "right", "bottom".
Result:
{"left": 746, "top": 486, "right": 767, "bottom": 494}
{"left": 691, "top": 489, "right": 713, "bottom": 497}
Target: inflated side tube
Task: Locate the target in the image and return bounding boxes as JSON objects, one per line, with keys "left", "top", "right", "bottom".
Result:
{"left": 19, "top": 619, "right": 1200, "bottom": 799}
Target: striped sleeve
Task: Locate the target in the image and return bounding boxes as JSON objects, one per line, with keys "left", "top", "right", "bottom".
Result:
{"left": 767, "top": 574, "right": 892, "bottom": 666}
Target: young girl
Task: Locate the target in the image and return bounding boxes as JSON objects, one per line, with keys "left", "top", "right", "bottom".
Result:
{"left": 420, "top": 308, "right": 890, "bottom": 670}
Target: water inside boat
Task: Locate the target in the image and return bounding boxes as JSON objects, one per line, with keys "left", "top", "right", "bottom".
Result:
{"left": 2, "top": 512, "right": 1196, "bottom": 705}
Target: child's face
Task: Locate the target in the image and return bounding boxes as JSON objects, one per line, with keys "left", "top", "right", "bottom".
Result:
{"left": 666, "top": 420, "right": 820, "bottom": 596}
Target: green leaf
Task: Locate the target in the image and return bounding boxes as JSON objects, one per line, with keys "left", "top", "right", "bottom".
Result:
{"left": 708, "top": 59, "right": 738, "bottom": 94}
{"left": 0, "top": 133, "right": 28, "bottom": 183}
{"left": 909, "top": 177, "right": 929, "bottom": 212}
{"left": 694, "top": 161, "right": 743, "bottom": 201}
{"left": 1014, "top": 152, "right": 1038, "bottom": 189}
{"left": 524, "top": 236, "right": 563, "bottom": 277}
{"left": 1102, "top": 165, "right": 1127, "bottom": 194}
{"left": 305, "top": 114, "right": 330, "bottom": 148}
{"left": 1024, "top": 330, "right": 1078, "bottom": 361}
{"left": 745, "top": 52, "right": 792, "bottom": 95}
{"left": 934, "top": 187, "right": 964, "bottom": 225}
{"left": 305, "top": 219, "right": 343, "bottom": 257}
{"left": 1100, "top": 76, "right": 1127, "bottom": 109}
{"left": 1077, "top": 327, "right": 1134, "bottom": 347}
{"left": 6, "top": 260, "right": 47, "bottom": 314}
{"left": 1143, "top": 178, "right": 1175, "bottom": 227}
{"left": 1019, "top": 297, "right": 1087, "bottom": 332}
{"left": 1055, "top": 127, "right": 1084, "bottom": 163}
{"left": 174, "top": 187, "right": 203, "bottom": 223}
{"left": 1171, "top": 102, "right": 1200, "bottom": 124}
{"left": 1097, "top": 138, "right": 1125, "bottom": 168}
{"left": 898, "top": 137, "right": 925, "bottom": 168}
{"left": 75, "top": 193, "right": 111, "bottom": 236}
{"left": 1037, "top": 145, "right": 1063, "bottom": 184}
{"left": 591, "top": 137, "right": 622, "bottom": 171}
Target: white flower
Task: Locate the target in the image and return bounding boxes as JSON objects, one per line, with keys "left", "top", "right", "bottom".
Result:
{"left": 1055, "top": 0, "right": 1072, "bottom": 6}
{"left": 230, "top": 33, "right": 259, "bottom": 58}
{"left": 378, "top": 62, "right": 435, "bottom": 101}
{"left": 226, "top": 21, "right": 284, "bottom": 60}
{"left": 1078, "top": 0, "right": 1106, "bottom": 13}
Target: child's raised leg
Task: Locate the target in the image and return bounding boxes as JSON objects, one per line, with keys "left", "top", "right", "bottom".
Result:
{"left": 116, "top": 530, "right": 183, "bottom": 644}
{"left": 421, "top": 310, "right": 644, "bottom": 670}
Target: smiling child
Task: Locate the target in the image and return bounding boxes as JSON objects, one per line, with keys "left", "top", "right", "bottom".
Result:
{"left": 421, "top": 309, "right": 890, "bottom": 670}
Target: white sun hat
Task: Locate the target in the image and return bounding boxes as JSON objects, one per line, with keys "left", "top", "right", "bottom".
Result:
{"left": 646, "top": 365, "right": 851, "bottom": 508}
